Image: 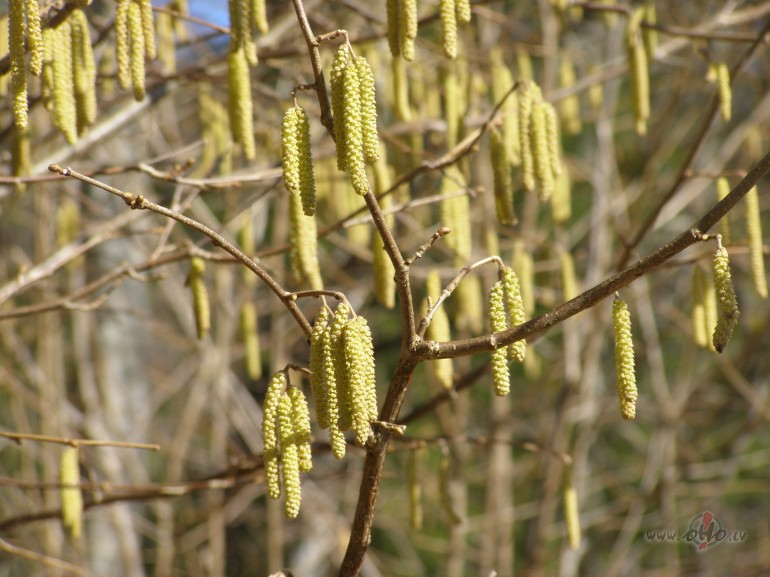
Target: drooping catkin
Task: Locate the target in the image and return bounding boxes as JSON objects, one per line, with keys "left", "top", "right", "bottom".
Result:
{"left": 156, "top": 9, "right": 176, "bottom": 73}
{"left": 560, "top": 249, "right": 578, "bottom": 302}
{"left": 626, "top": 8, "right": 650, "bottom": 136}
{"left": 241, "top": 302, "right": 262, "bottom": 380}
{"left": 691, "top": 266, "right": 710, "bottom": 349}
{"left": 26, "top": 0, "right": 44, "bottom": 76}
{"left": 281, "top": 106, "right": 317, "bottom": 216}
{"left": 342, "top": 60, "right": 369, "bottom": 195}
{"left": 745, "top": 186, "right": 768, "bottom": 299}
{"left": 488, "top": 280, "right": 511, "bottom": 396}
{"left": 712, "top": 245, "right": 739, "bottom": 353}
{"left": 10, "top": 0, "right": 29, "bottom": 130}
{"left": 439, "top": 0, "right": 458, "bottom": 60}
{"left": 612, "top": 295, "right": 638, "bottom": 420}
{"left": 502, "top": 266, "right": 526, "bottom": 363}
{"left": 127, "top": 0, "right": 147, "bottom": 101}
{"left": 331, "top": 45, "right": 350, "bottom": 171}
{"left": 643, "top": 1, "right": 657, "bottom": 61}
{"left": 563, "top": 467, "right": 581, "bottom": 550}
{"left": 287, "top": 386, "right": 313, "bottom": 473}
{"left": 387, "top": 0, "right": 401, "bottom": 57}
{"left": 251, "top": 0, "right": 268, "bottom": 34}
{"left": 559, "top": 56, "right": 582, "bottom": 135}
{"left": 407, "top": 449, "right": 423, "bottom": 530}
{"left": 439, "top": 168, "right": 472, "bottom": 263}
{"left": 518, "top": 81, "right": 536, "bottom": 193}
{"left": 70, "top": 9, "right": 97, "bottom": 131}
{"left": 262, "top": 371, "right": 285, "bottom": 499}
{"left": 51, "top": 21, "right": 78, "bottom": 144}
{"left": 60, "top": 446, "right": 83, "bottom": 539}
{"left": 712, "top": 63, "right": 732, "bottom": 123}
{"left": 326, "top": 303, "right": 350, "bottom": 457}
{"left": 490, "top": 49, "right": 520, "bottom": 166}
{"left": 400, "top": 0, "right": 417, "bottom": 61}
{"left": 716, "top": 177, "right": 732, "bottom": 246}
{"left": 442, "top": 63, "right": 461, "bottom": 149}
{"left": 342, "top": 316, "right": 378, "bottom": 446}
{"left": 188, "top": 257, "right": 210, "bottom": 340}
{"left": 455, "top": 0, "right": 471, "bottom": 23}
{"left": 227, "top": 45, "right": 256, "bottom": 160}
{"left": 531, "top": 99, "right": 554, "bottom": 201}
{"left": 289, "top": 189, "right": 323, "bottom": 290}
{"left": 116, "top": 0, "right": 131, "bottom": 90}
{"left": 357, "top": 58, "right": 380, "bottom": 164}
{"left": 425, "top": 272, "right": 454, "bottom": 391}
{"left": 491, "top": 128, "right": 516, "bottom": 226}
{"left": 277, "top": 394, "right": 302, "bottom": 518}
{"left": 309, "top": 307, "right": 330, "bottom": 427}
{"left": 551, "top": 166, "right": 572, "bottom": 224}
{"left": 544, "top": 102, "right": 563, "bottom": 178}
{"left": 229, "top": 0, "right": 256, "bottom": 65}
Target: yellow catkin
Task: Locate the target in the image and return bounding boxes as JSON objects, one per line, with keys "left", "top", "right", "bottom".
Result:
{"left": 252, "top": 0, "right": 268, "bottom": 34}
{"left": 116, "top": 0, "right": 131, "bottom": 90}
{"left": 342, "top": 316, "right": 378, "bottom": 446}
{"left": 156, "top": 10, "right": 176, "bottom": 73}
{"left": 309, "top": 309, "right": 330, "bottom": 431}
{"left": 440, "top": 168, "right": 472, "bottom": 263}
{"left": 425, "top": 272, "right": 454, "bottom": 391}
{"left": 513, "top": 242, "right": 535, "bottom": 318}
{"left": 387, "top": 0, "right": 401, "bottom": 57}
{"left": 70, "top": 9, "right": 97, "bottom": 130}
{"left": 716, "top": 177, "right": 732, "bottom": 246}
{"left": 563, "top": 468, "right": 581, "bottom": 550}
{"left": 518, "top": 81, "right": 536, "bottom": 193}
{"left": 691, "top": 266, "right": 709, "bottom": 349}
{"left": 136, "top": 0, "right": 156, "bottom": 59}
{"left": 188, "top": 257, "right": 210, "bottom": 340}
{"left": 544, "top": 101, "right": 563, "bottom": 178}
{"left": 531, "top": 99, "right": 554, "bottom": 201}
{"left": 289, "top": 190, "right": 323, "bottom": 290}
{"left": 442, "top": 63, "right": 461, "bottom": 149}
{"left": 326, "top": 303, "right": 349, "bottom": 458}
{"left": 745, "top": 186, "right": 768, "bottom": 299}
{"left": 288, "top": 386, "right": 313, "bottom": 473}
{"left": 170, "top": 0, "right": 189, "bottom": 40}
{"left": 194, "top": 84, "right": 232, "bottom": 177}
{"left": 490, "top": 49, "right": 520, "bottom": 166}
{"left": 712, "top": 245, "right": 739, "bottom": 352}
{"left": 715, "top": 63, "right": 731, "bottom": 123}
{"left": 60, "top": 446, "right": 83, "bottom": 539}
{"left": 407, "top": 450, "right": 423, "bottom": 530}
{"left": 560, "top": 249, "right": 578, "bottom": 302}
{"left": 488, "top": 280, "right": 511, "bottom": 396}
{"left": 277, "top": 394, "right": 301, "bottom": 518}
{"left": 626, "top": 8, "right": 650, "bottom": 136}
{"left": 559, "top": 57, "right": 582, "bottom": 135}
{"left": 241, "top": 302, "right": 262, "bottom": 380}
{"left": 357, "top": 57, "right": 380, "bottom": 164}
{"left": 330, "top": 45, "right": 350, "bottom": 170}
{"left": 262, "top": 371, "right": 285, "bottom": 499}
{"left": 455, "top": 0, "right": 471, "bottom": 23}
{"left": 612, "top": 296, "right": 638, "bottom": 420}
{"left": 281, "top": 106, "right": 316, "bottom": 216}
{"left": 52, "top": 21, "right": 78, "bottom": 144}
{"left": 439, "top": 0, "right": 458, "bottom": 61}
{"left": 516, "top": 50, "right": 533, "bottom": 81}
{"left": 342, "top": 59, "right": 369, "bottom": 195}
{"left": 10, "top": 0, "right": 29, "bottom": 130}
{"left": 26, "top": 0, "right": 44, "bottom": 76}
{"left": 551, "top": 166, "right": 572, "bottom": 224}
{"left": 491, "top": 128, "right": 516, "bottom": 226}
{"left": 128, "top": 0, "right": 147, "bottom": 101}
{"left": 400, "top": 0, "right": 417, "bottom": 61}
{"left": 502, "top": 266, "right": 526, "bottom": 363}
{"left": 643, "top": 1, "right": 657, "bottom": 61}
{"left": 227, "top": 45, "right": 256, "bottom": 159}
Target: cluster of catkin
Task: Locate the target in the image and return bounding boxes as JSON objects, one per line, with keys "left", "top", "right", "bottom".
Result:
{"left": 487, "top": 266, "right": 527, "bottom": 396}
{"left": 116, "top": 0, "right": 156, "bottom": 102}
{"left": 262, "top": 372, "right": 313, "bottom": 519}
{"left": 309, "top": 303, "right": 378, "bottom": 459}
{"left": 387, "top": 0, "right": 470, "bottom": 61}
{"left": 330, "top": 45, "right": 380, "bottom": 196}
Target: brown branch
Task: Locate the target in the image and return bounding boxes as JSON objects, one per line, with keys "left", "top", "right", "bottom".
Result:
{"left": 48, "top": 164, "right": 313, "bottom": 337}
{"left": 0, "top": 431, "right": 160, "bottom": 451}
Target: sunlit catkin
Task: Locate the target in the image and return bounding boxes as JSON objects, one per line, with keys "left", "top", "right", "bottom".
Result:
{"left": 612, "top": 296, "right": 637, "bottom": 420}
{"left": 282, "top": 106, "right": 316, "bottom": 216}
{"left": 425, "top": 272, "right": 454, "bottom": 391}
{"left": 745, "top": 186, "right": 768, "bottom": 299}
{"left": 387, "top": 0, "right": 401, "bottom": 57}
{"left": 10, "top": 0, "right": 28, "bottom": 130}
{"left": 326, "top": 303, "right": 350, "bottom": 457}
{"left": 343, "top": 59, "right": 369, "bottom": 195}
{"left": 455, "top": 0, "right": 471, "bottom": 23}
{"left": 128, "top": 0, "right": 147, "bottom": 101}
{"left": 559, "top": 57, "right": 582, "bottom": 135}
{"left": 712, "top": 245, "right": 739, "bottom": 352}
{"left": 357, "top": 58, "right": 380, "bottom": 164}
{"left": 70, "top": 9, "right": 97, "bottom": 130}
{"left": 551, "top": 166, "right": 572, "bottom": 224}
{"left": 544, "top": 102, "right": 563, "bottom": 178}
{"left": 716, "top": 177, "right": 732, "bottom": 245}
{"left": 407, "top": 449, "right": 423, "bottom": 530}
{"left": 116, "top": 0, "right": 131, "bottom": 90}
{"left": 26, "top": 0, "right": 44, "bottom": 76}
{"left": 560, "top": 250, "right": 578, "bottom": 302}
{"left": 439, "top": 0, "right": 458, "bottom": 60}
{"left": 691, "top": 266, "right": 710, "bottom": 349}
{"left": 626, "top": 8, "right": 650, "bottom": 136}
{"left": 440, "top": 168, "right": 472, "bottom": 263}
{"left": 288, "top": 386, "right": 313, "bottom": 473}
{"left": 227, "top": 45, "right": 256, "bottom": 160}
{"left": 289, "top": 190, "right": 323, "bottom": 290}
{"left": 309, "top": 307, "right": 330, "bottom": 426}
{"left": 714, "top": 63, "right": 731, "bottom": 122}
{"left": 488, "top": 280, "right": 511, "bottom": 396}
{"left": 262, "top": 372, "right": 285, "bottom": 499}
{"left": 188, "top": 257, "right": 210, "bottom": 340}
{"left": 502, "top": 266, "right": 526, "bottom": 362}
{"left": 491, "top": 128, "right": 516, "bottom": 226}
{"left": 518, "top": 81, "right": 536, "bottom": 193}
{"left": 330, "top": 45, "right": 350, "bottom": 171}
{"left": 51, "top": 21, "right": 78, "bottom": 144}
{"left": 241, "top": 302, "right": 262, "bottom": 380}
{"left": 343, "top": 316, "right": 378, "bottom": 446}
{"left": 277, "top": 394, "right": 301, "bottom": 518}
{"left": 60, "top": 446, "right": 83, "bottom": 539}
{"left": 400, "top": 0, "right": 417, "bottom": 61}
{"left": 643, "top": 1, "right": 657, "bottom": 61}
{"left": 563, "top": 468, "right": 581, "bottom": 550}
{"left": 531, "top": 99, "right": 554, "bottom": 201}
{"left": 252, "top": 0, "right": 268, "bottom": 34}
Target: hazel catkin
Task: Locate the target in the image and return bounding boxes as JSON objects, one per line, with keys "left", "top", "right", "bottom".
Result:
{"left": 277, "top": 394, "right": 302, "bottom": 518}
{"left": 744, "top": 186, "right": 767, "bottom": 299}
{"left": 188, "top": 257, "right": 210, "bottom": 340}
{"left": 612, "top": 296, "right": 637, "bottom": 420}
{"left": 262, "top": 371, "right": 285, "bottom": 499}
{"left": 439, "top": 0, "right": 458, "bottom": 60}
{"left": 712, "top": 245, "right": 740, "bottom": 352}
{"left": 488, "top": 280, "right": 511, "bottom": 396}
{"left": 501, "top": 266, "right": 526, "bottom": 363}
{"left": 60, "top": 446, "right": 83, "bottom": 539}
{"left": 281, "top": 106, "right": 317, "bottom": 216}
